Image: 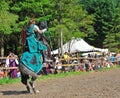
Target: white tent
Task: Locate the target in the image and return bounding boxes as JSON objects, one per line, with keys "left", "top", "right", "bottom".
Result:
{"left": 51, "top": 39, "right": 78, "bottom": 54}
{"left": 51, "top": 49, "right": 59, "bottom": 55}
{"left": 51, "top": 38, "right": 108, "bottom": 55}
{"left": 69, "top": 39, "right": 94, "bottom": 53}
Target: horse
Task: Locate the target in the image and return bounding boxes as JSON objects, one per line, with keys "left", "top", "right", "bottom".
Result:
{"left": 19, "top": 22, "right": 50, "bottom": 93}
{"left": 19, "top": 38, "right": 47, "bottom": 93}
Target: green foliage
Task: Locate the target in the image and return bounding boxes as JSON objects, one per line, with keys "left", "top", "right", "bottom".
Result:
{"left": 104, "top": 33, "right": 119, "bottom": 52}
{"left": 80, "top": 0, "right": 120, "bottom": 50}
{"left": 0, "top": 0, "right": 120, "bottom": 55}
{"left": 0, "top": 0, "right": 18, "bottom": 34}
{"left": 10, "top": 0, "right": 51, "bottom": 26}
{"left": 48, "top": 0, "right": 95, "bottom": 49}
{"left": 0, "top": 0, "right": 18, "bottom": 56}
{"left": 103, "top": 3, "right": 120, "bottom": 52}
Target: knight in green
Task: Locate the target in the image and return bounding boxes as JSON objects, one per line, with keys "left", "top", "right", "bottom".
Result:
{"left": 19, "top": 18, "right": 48, "bottom": 93}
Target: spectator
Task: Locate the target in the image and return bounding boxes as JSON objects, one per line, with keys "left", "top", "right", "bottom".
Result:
{"left": 6, "top": 52, "right": 19, "bottom": 78}
{"left": 55, "top": 61, "right": 62, "bottom": 73}
{"left": 54, "top": 54, "right": 59, "bottom": 64}
{"left": 115, "top": 52, "right": 120, "bottom": 65}
{"left": 63, "top": 52, "right": 70, "bottom": 59}
{"left": 79, "top": 61, "right": 85, "bottom": 72}
{"left": 62, "top": 52, "right": 70, "bottom": 64}
{"left": 0, "top": 60, "right": 7, "bottom": 78}
{"left": 0, "top": 70, "right": 4, "bottom": 78}
{"left": 41, "top": 63, "right": 48, "bottom": 75}
{"left": 110, "top": 54, "right": 115, "bottom": 66}
{"left": 83, "top": 59, "right": 90, "bottom": 72}
{"left": 88, "top": 54, "right": 92, "bottom": 62}
{"left": 0, "top": 62, "right": 4, "bottom": 78}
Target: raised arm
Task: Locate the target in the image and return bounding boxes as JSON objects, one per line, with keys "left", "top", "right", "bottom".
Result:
{"left": 34, "top": 25, "right": 42, "bottom": 34}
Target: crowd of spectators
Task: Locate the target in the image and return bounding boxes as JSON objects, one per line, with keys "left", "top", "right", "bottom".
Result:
{"left": 0, "top": 51, "right": 120, "bottom": 79}
{"left": 53, "top": 51, "right": 119, "bottom": 74}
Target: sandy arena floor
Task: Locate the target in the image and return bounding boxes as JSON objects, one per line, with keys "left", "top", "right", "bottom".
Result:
{"left": 0, "top": 69, "right": 120, "bottom": 98}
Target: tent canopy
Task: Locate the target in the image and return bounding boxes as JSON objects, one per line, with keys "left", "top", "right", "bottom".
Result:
{"left": 70, "top": 39, "right": 94, "bottom": 53}
{"left": 51, "top": 38, "right": 108, "bottom": 55}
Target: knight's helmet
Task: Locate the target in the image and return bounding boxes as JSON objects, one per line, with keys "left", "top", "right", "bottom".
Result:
{"left": 38, "top": 21, "right": 47, "bottom": 30}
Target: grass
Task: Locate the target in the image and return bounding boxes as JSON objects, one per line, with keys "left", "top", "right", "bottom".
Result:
{"left": 0, "top": 77, "right": 21, "bottom": 85}
{"left": 0, "top": 65, "right": 120, "bottom": 85}
{"left": 38, "top": 71, "right": 87, "bottom": 80}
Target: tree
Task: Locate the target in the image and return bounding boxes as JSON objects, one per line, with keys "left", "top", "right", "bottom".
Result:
{"left": 10, "top": 0, "right": 51, "bottom": 26}
{"left": 104, "top": 4, "right": 120, "bottom": 52}
{"left": 80, "top": 0, "right": 119, "bottom": 49}
{"left": 0, "top": 0, "right": 18, "bottom": 56}
{"left": 10, "top": 0, "right": 95, "bottom": 52}
{"left": 48, "top": 0, "right": 95, "bottom": 51}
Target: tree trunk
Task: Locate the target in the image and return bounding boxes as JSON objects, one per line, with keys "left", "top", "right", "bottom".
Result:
{"left": 1, "top": 46, "right": 4, "bottom": 57}
{"left": 1, "top": 35, "right": 4, "bottom": 57}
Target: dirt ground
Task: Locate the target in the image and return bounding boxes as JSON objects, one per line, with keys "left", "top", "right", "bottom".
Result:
{"left": 0, "top": 69, "right": 120, "bottom": 98}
